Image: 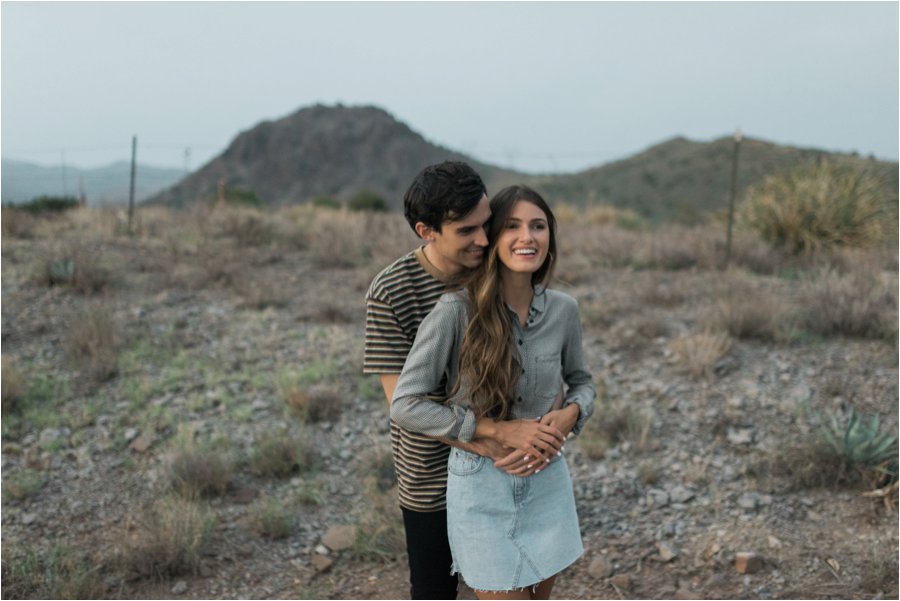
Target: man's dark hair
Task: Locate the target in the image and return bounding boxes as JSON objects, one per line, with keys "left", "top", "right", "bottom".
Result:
{"left": 403, "top": 161, "right": 487, "bottom": 233}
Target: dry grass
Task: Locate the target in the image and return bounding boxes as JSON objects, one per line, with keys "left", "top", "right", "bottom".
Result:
{"left": 669, "top": 331, "right": 733, "bottom": 379}
{"left": 65, "top": 303, "right": 121, "bottom": 382}
{"left": 231, "top": 269, "right": 290, "bottom": 310}
{"left": 165, "top": 436, "right": 234, "bottom": 498}
{"left": 799, "top": 267, "right": 897, "bottom": 341}
{"left": 2, "top": 356, "right": 24, "bottom": 415}
{"left": 118, "top": 497, "right": 214, "bottom": 580}
{"left": 250, "top": 496, "right": 296, "bottom": 540}
{"left": 350, "top": 479, "right": 405, "bottom": 562}
{"left": 249, "top": 429, "right": 316, "bottom": 478}
{"left": 1, "top": 545, "right": 105, "bottom": 600}
{"left": 577, "top": 401, "right": 654, "bottom": 459}
{"left": 356, "top": 440, "right": 396, "bottom": 492}
{"left": 2, "top": 469, "right": 48, "bottom": 501}
{"left": 281, "top": 383, "right": 343, "bottom": 424}
{"left": 711, "top": 274, "right": 795, "bottom": 342}
{"left": 1, "top": 207, "right": 37, "bottom": 238}
{"left": 860, "top": 549, "right": 899, "bottom": 595}
{"left": 38, "top": 242, "right": 114, "bottom": 294}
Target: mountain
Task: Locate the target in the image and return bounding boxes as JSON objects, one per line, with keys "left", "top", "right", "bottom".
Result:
{"left": 1, "top": 159, "right": 184, "bottom": 206}
{"left": 147, "top": 104, "right": 523, "bottom": 208}
{"left": 531, "top": 136, "right": 898, "bottom": 223}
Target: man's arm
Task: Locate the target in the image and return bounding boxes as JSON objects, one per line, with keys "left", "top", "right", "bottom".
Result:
{"left": 379, "top": 374, "right": 533, "bottom": 472}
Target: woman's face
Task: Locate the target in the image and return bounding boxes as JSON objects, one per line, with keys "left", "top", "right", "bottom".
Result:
{"left": 496, "top": 200, "right": 550, "bottom": 276}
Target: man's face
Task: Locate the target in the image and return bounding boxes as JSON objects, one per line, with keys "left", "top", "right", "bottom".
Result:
{"left": 422, "top": 194, "right": 491, "bottom": 275}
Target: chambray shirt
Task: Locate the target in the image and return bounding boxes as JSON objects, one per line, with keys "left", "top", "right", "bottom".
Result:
{"left": 391, "top": 286, "right": 595, "bottom": 442}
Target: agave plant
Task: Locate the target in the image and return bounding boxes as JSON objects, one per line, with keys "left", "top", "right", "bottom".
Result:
{"left": 821, "top": 409, "right": 898, "bottom": 481}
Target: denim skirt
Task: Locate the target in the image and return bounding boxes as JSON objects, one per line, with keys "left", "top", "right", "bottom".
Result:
{"left": 446, "top": 447, "right": 584, "bottom": 592}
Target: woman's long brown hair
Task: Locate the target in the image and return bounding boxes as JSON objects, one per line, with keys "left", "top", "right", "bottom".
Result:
{"left": 449, "top": 185, "right": 557, "bottom": 420}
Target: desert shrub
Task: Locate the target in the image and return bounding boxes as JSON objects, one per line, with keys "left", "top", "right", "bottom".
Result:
{"left": 741, "top": 162, "right": 898, "bottom": 253}
{"left": 2, "top": 469, "right": 48, "bottom": 501}
{"left": 212, "top": 206, "right": 271, "bottom": 246}
{"left": 2, "top": 356, "right": 24, "bottom": 415}
{"left": 356, "top": 441, "right": 396, "bottom": 491}
{"left": 576, "top": 401, "right": 653, "bottom": 459}
{"left": 350, "top": 479, "right": 405, "bottom": 562}
{"left": 118, "top": 497, "right": 214, "bottom": 580}
{"left": 166, "top": 437, "right": 234, "bottom": 498}
{"left": 799, "top": 267, "right": 897, "bottom": 341}
{"left": 65, "top": 303, "right": 121, "bottom": 382}
{"left": 280, "top": 384, "right": 342, "bottom": 424}
{"left": 347, "top": 190, "right": 388, "bottom": 212}
{"left": 231, "top": 270, "right": 289, "bottom": 309}
{"left": 305, "top": 210, "right": 370, "bottom": 267}
{"left": 38, "top": 242, "right": 113, "bottom": 294}
{"left": 19, "top": 195, "right": 80, "bottom": 214}
{"left": 311, "top": 196, "right": 341, "bottom": 209}
{"left": 223, "top": 187, "right": 263, "bottom": 207}
{"left": 712, "top": 276, "right": 795, "bottom": 342}
{"left": 251, "top": 497, "right": 296, "bottom": 540}
{"left": 767, "top": 409, "right": 898, "bottom": 490}
{"left": 1, "top": 207, "right": 37, "bottom": 238}
{"left": 1, "top": 545, "right": 104, "bottom": 599}
{"left": 669, "top": 331, "right": 732, "bottom": 379}
{"left": 249, "top": 429, "right": 316, "bottom": 478}
{"left": 860, "top": 549, "right": 899, "bottom": 596}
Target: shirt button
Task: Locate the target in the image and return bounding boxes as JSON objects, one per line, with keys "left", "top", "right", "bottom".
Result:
{"left": 518, "top": 339, "right": 523, "bottom": 345}
{"left": 517, "top": 396, "right": 523, "bottom": 403}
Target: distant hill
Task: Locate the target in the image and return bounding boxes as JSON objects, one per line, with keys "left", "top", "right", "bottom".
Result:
{"left": 532, "top": 136, "right": 898, "bottom": 223}
{"left": 1, "top": 159, "right": 184, "bottom": 206}
{"left": 147, "top": 104, "right": 523, "bottom": 208}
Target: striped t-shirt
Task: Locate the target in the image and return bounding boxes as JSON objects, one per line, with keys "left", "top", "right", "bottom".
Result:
{"left": 364, "top": 246, "right": 452, "bottom": 512}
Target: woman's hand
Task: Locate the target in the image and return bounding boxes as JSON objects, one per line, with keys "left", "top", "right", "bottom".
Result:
{"left": 540, "top": 403, "right": 580, "bottom": 439}
{"left": 476, "top": 417, "right": 565, "bottom": 462}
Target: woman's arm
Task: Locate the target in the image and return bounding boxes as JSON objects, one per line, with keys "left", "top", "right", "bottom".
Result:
{"left": 558, "top": 297, "right": 596, "bottom": 436}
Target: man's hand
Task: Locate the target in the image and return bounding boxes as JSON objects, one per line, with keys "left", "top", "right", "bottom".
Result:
{"left": 476, "top": 418, "right": 565, "bottom": 461}
{"left": 539, "top": 403, "right": 580, "bottom": 439}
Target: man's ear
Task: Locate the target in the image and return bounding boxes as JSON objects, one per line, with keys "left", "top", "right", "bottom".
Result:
{"left": 414, "top": 222, "right": 435, "bottom": 241}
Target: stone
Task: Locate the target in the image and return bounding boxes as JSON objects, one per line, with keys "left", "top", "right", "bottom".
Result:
{"left": 610, "top": 574, "right": 632, "bottom": 590}
{"left": 123, "top": 428, "right": 140, "bottom": 443}
{"left": 311, "top": 555, "right": 333, "bottom": 573}
{"left": 588, "top": 556, "right": 614, "bottom": 578}
{"left": 727, "top": 427, "right": 754, "bottom": 445}
{"left": 735, "top": 552, "right": 763, "bottom": 574}
{"left": 675, "top": 588, "right": 696, "bottom": 600}
{"left": 314, "top": 544, "right": 330, "bottom": 555}
{"left": 231, "top": 487, "right": 259, "bottom": 505}
{"left": 171, "top": 580, "right": 188, "bottom": 595}
{"left": 322, "top": 524, "right": 356, "bottom": 552}
{"left": 647, "top": 488, "right": 669, "bottom": 507}
{"left": 21, "top": 512, "right": 37, "bottom": 525}
{"left": 658, "top": 541, "right": 678, "bottom": 562}
{"left": 738, "top": 493, "right": 759, "bottom": 510}
{"left": 767, "top": 535, "right": 782, "bottom": 549}
{"left": 129, "top": 434, "right": 154, "bottom": 453}
{"left": 669, "top": 485, "right": 695, "bottom": 504}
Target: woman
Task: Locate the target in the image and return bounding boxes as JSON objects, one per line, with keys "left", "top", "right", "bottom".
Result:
{"left": 391, "top": 185, "right": 595, "bottom": 599}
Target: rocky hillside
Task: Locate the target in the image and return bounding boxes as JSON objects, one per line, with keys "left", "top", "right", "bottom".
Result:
{"left": 532, "top": 136, "right": 899, "bottom": 224}
{"left": 146, "top": 105, "right": 523, "bottom": 209}
{"left": 146, "top": 103, "right": 899, "bottom": 222}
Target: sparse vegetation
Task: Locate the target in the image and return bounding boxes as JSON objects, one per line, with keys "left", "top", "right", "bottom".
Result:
{"left": 19, "top": 195, "right": 80, "bottom": 214}
{"left": 249, "top": 429, "right": 316, "bottom": 478}
{"left": 65, "top": 303, "right": 121, "bottom": 382}
{"left": 166, "top": 435, "right": 234, "bottom": 498}
{"left": 2, "top": 356, "right": 24, "bottom": 415}
{"left": 576, "top": 401, "right": 653, "bottom": 459}
{"left": 350, "top": 479, "right": 405, "bottom": 562}
{"left": 799, "top": 267, "right": 897, "bottom": 341}
{"left": 2, "top": 469, "right": 48, "bottom": 501}
{"left": 742, "top": 161, "right": 898, "bottom": 253}
{"left": 347, "top": 190, "right": 388, "bottom": 212}
{"left": 39, "top": 242, "right": 113, "bottom": 294}
{"left": 119, "top": 497, "right": 215, "bottom": 580}
{"left": 251, "top": 496, "right": 296, "bottom": 540}
{"left": 669, "top": 331, "right": 732, "bottom": 379}
{"left": 1, "top": 545, "right": 105, "bottom": 600}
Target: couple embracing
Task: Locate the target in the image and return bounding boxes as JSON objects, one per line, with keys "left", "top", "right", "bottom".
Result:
{"left": 364, "top": 161, "right": 595, "bottom": 600}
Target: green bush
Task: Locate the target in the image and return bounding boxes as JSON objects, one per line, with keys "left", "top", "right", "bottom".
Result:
{"left": 741, "top": 162, "right": 897, "bottom": 253}
{"left": 223, "top": 187, "right": 263, "bottom": 207}
{"left": 311, "top": 196, "right": 341, "bottom": 210}
{"left": 347, "top": 190, "right": 388, "bottom": 212}
{"left": 19, "top": 196, "right": 80, "bottom": 214}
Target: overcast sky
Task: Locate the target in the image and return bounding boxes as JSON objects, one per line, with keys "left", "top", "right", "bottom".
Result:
{"left": 2, "top": 1, "right": 897, "bottom": 174}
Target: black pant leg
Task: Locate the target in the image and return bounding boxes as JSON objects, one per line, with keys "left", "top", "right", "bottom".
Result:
{"left": 401, "top": 507, "right": 458, "bottom": 600}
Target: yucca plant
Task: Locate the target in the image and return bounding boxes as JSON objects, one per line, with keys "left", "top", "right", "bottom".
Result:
{"left": 821, "top": 409, "right": 898, "bottom": 483}
{"left": 742, "top": 161, "right": 898, "bottom": 253}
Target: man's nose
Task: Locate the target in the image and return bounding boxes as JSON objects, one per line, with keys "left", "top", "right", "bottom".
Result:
{"left": 474, "top": 228, "right": 488, "bottom": 247}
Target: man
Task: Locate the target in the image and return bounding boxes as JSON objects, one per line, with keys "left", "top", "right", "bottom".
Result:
{"left": 364, "top": 161, "right": 555, "bottom": 599}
